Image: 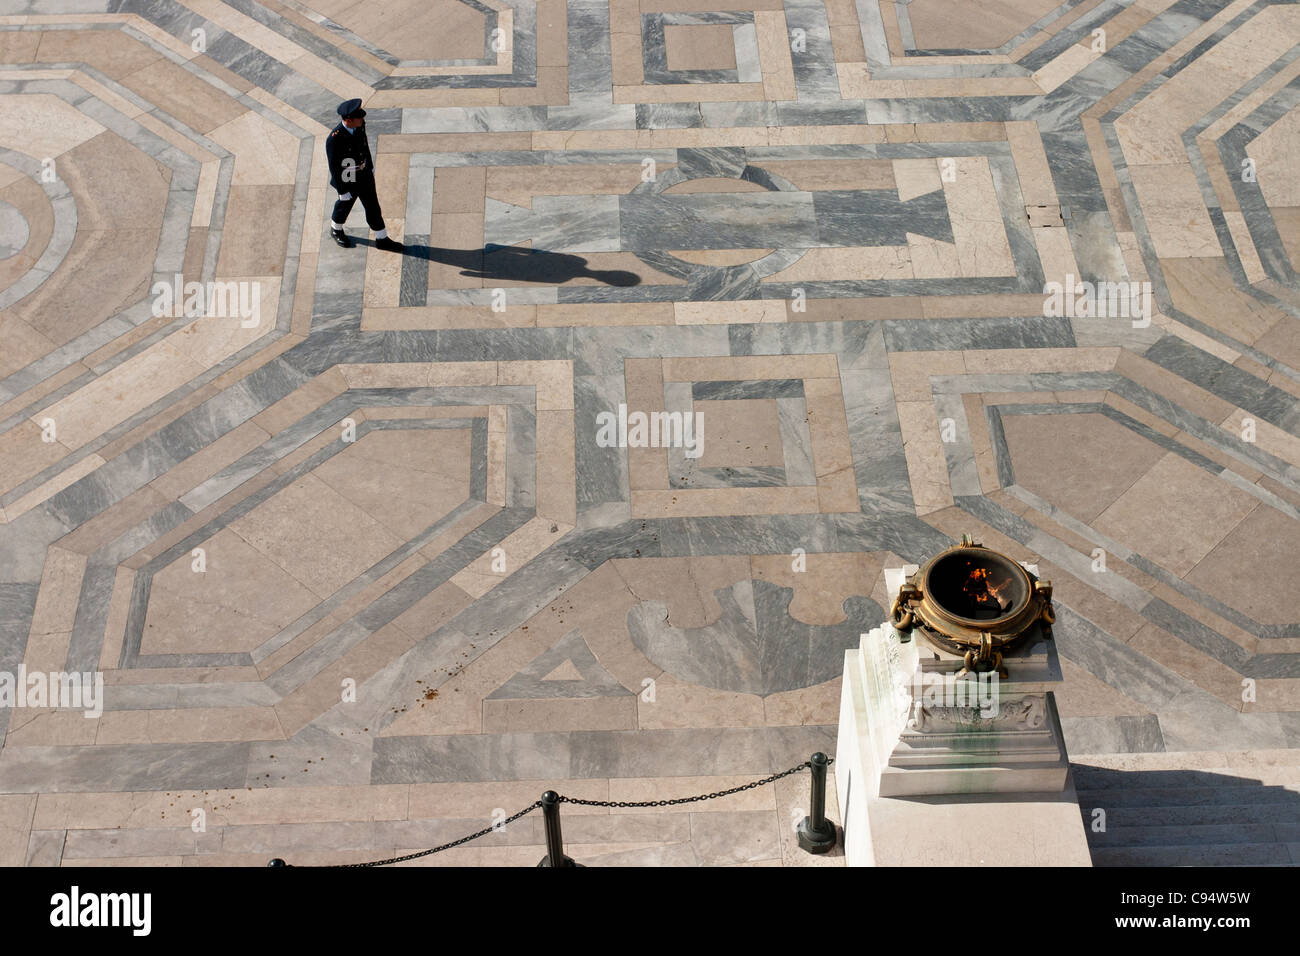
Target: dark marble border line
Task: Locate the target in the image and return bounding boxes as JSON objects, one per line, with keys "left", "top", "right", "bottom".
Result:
{"left": 1158, "top": 0, "right": 1274, "bottom": 82}
{"left": 469, "top": 415, "right": 488, "bottom": 501}
{"left": 178, "top": 387, "right": 512, "bottom": 518}
{"left": 989, "top": 152, "right": 1047, "bottom": 288}
{"left": 399, "top": 234, "right": 430, "bottom": 308}
{"left": 882, "top": 315, "right": 1077, "bottom": 351}
{"left": 834, "top": 512, "right": 956, "bottom": 563}
{"left": 267, "top": 0, "right": 466, "bottom": 69}
{"left": 212, "top": 0, "right": 391, "bottom": 80}
{"left": 63, "top": 563, "right": 117, "bottom": 674}
{"left": 1128, "top": 551, "right": 1300, "bottom": 641}
{"left": 652, "top": 512, "right": 844, "bottom": 559}
{"left": 0, "top": 583, "right": 41, "bottom": 744}
{"left": 1216, "top": 87, "right": 1300, "bottom": 288}
{"left": 506, "top": 403, "right": 536, "bottom": 509}
{"left": 373, "top": 71, "right": 538, "bottom": 93}
{"left": 751, "top": 142, "right": 1015, "bottom": 161}
{"left": 865, "top": 96, "right": 1034, "bottom": 125}
{"left": 344, "top": 385, "right": 536, "bottom": 406}
{"left": 130, "top": 651, "right": 252, "bottom": 667}
{"left": 263, "top": 504, "right": 536, "bottom": 696}
{"left": 984, "top": 405, "right": 1016, "bottom": 487}
{"left": 250, "top": 496, "right": 490, "bottom": 666}
{"left": 1143, "top": 335, "right": 1300, "bottom": 432}
{"left": 691, "top": 379, "right": 804, "bottom": 400}
{"left": 1107, "top": 377, "right": 1300, "bottom": 483}
{"left": 994, "top": 400, "right": 1104, "bottom": 414}
{"left": 1016, "top": 0, "right": 1132, "bottom": 73}
{"left": 657, "top": 10, "right": 755, "bottom": 26}
{"left": 1094, "top": 403, "right": 1226, "bottom": 471}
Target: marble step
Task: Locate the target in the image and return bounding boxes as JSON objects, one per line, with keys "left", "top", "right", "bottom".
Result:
{"left": 1074, "top": 784, "right": 1300, "bottom": 807}
{"left": 1090, "top": 842, "right": 1295, "bottom": 867}
{"left": 1079, "top": 802, "right": 1300, "bottom": 828}
{"left": 1084, "top": 822, "right": 1279, "bottom": 848}
{"left": 1072, "top": 765, "right": 1300, "bottom": 789}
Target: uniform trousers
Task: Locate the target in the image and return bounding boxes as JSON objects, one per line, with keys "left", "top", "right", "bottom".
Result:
{"left": 331, "top": 174, "right": 385, "bottom": 232}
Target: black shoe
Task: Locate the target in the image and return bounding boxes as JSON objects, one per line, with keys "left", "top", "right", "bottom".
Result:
{"left": 375, "top": 237, "right": 404, "bottom": 252}
{"left": 331, "top": 229, "right": 352, "bottom": 248}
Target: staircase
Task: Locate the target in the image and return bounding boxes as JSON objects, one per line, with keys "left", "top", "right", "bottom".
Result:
{"left": 1072, "top": 755, "right": 1300, "bottom": 866}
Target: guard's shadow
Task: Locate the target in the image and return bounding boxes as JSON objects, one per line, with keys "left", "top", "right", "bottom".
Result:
{"left": 399, "top": 242, "right": 641, "bottom": 287}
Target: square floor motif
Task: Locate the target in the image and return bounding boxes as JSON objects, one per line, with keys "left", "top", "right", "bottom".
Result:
{"left": 644, "top": 13, "right": 762, "bottom": 85}
{"left": 664, "top": 24, "right": 738, "bottom": 73}
{"left": 610, "top": 0, "right": 792, "bottom": 100}
{"left": 663, "top": 382, "right": 817, "bottom": 490}
{"left": 625, "top": 355, "right": 856, "bottom": 516}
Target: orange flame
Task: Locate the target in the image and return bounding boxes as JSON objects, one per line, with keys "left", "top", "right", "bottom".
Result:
{"left": 963, "top": 565, "right": 1011, "bottom": 612}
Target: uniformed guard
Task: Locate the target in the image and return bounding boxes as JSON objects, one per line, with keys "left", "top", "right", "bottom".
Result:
{"left": 326, "top": 98, "right": 402, "bottom": 251}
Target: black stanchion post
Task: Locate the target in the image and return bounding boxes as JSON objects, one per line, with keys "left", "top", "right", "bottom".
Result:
{"left": 267, "top": 858, "right": 288, "bottom": 867}
{"left": 537, "top": 790, "right": 580, "bottom": 867}
{"left": 796, "top": 752, "right": 837, "bottom": 854}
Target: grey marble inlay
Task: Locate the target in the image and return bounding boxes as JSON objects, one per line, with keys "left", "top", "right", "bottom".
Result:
{"left": 0, "top": 742, "right": 252, "bottom": 793}
{"left": 692, "top": 379, "right": 804, "bottom": 400}
{"left": 0, "top": 199, "right": 29, "bottom": 259}
{"left": 628, "top": 579, "right": 883, "bottom": 695}
{"left": 488, "top": 629, "right": 632, "bottom": 699}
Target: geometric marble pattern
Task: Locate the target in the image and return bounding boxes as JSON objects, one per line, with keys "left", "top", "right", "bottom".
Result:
{"left": 2, "top": 0, "right": 1300, "bottom": 867}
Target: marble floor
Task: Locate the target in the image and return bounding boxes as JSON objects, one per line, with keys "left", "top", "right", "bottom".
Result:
{"left": 1, "top": 0, "right": 1299, "bottom": 867}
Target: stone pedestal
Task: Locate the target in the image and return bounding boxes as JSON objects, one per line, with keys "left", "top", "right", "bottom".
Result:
{"left": 834, "top": 565, "right": 1088, "bottom": 867}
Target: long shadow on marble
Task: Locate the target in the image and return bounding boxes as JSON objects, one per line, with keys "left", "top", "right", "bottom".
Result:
{"left": 392, "top": 242, "right": 642, "bottom": 286}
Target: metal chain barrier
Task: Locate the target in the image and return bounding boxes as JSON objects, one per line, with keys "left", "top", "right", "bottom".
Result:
{"left": 278, "top": 755, "right": 833, "bottom": 868}
{"left": 558, "top": 758, "right": 826, "bottom": 809}
{"left": 321, "top": 799, "right": 543, "bottom": 868}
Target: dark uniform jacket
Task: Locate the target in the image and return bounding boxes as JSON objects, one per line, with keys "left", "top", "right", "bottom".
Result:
{"left": 325, "top": 122, "right": 375, "bottom": 192}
